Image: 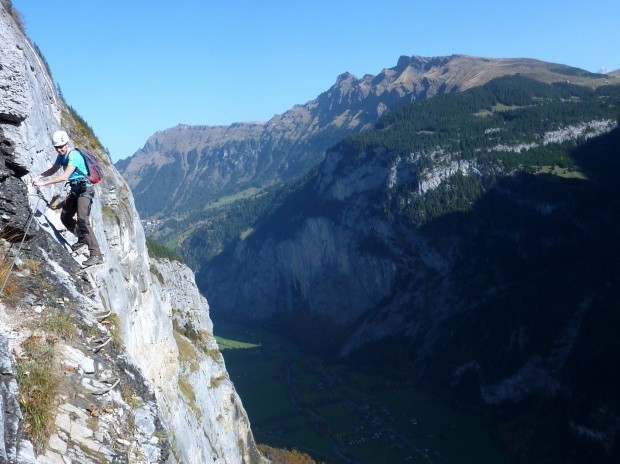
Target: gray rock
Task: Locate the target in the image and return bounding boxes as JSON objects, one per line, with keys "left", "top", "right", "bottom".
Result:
{"left": 1, "top": 4, "right": 264, "bottom": 463}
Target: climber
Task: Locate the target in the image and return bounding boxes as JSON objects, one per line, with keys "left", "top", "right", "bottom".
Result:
{"left": 32, "top": 130, "right": 104, "bottom": 267}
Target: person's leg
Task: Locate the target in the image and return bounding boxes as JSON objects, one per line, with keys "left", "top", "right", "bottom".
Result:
{"left": 60, "top": 192, "right": 78, "bottom": 237}
{"left": 76, "top": 188, "right": 102, "bottom": 257}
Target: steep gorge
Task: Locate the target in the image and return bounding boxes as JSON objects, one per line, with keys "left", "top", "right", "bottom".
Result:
{"left": 200, "top": 77, "right": 620, "bottom": 462}
{"left": 113, "top": 15, "right": 620, "bottom": 463}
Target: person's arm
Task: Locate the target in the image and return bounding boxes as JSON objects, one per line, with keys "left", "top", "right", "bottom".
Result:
{"left": 36, "top": 163, "right": 60, "bottom": 178}
{"left": 33, "top": 164, "right": 75, "bottom": 187}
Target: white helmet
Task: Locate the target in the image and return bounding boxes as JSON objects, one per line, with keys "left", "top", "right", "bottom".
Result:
{"left": 52, "top": 130, "right": 69, "bottom": 147}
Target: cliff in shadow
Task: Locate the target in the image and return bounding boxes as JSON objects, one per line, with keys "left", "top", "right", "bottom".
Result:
{"left": 200, "top": 75, "right": 620, "bottom": 462}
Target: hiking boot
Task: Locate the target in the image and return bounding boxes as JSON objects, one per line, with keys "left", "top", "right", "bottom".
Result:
{"left": 82, "top": 254, "right": 104, "bottom": 267}
{"left": 71, "top": 240, "right": 87, "bottom": 251}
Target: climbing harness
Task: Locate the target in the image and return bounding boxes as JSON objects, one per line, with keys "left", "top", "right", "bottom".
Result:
{"left": 0, "top": 194, "right": 42, "bottom": 295}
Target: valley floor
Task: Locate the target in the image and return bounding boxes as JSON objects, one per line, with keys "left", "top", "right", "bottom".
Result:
{"left": 215, "top": 321, "right": 511, "bottom": 464}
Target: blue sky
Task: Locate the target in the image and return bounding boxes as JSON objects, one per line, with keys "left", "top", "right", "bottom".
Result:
{"left": 11, "top": 0, "right": 620, "bottom": 162}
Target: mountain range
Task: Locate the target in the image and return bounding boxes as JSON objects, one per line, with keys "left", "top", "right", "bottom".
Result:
{"left": 117, "top": 55, "right": 620, "bottom": 463}
{"left": 117, "top": 54, "right": 611, "bottom": 220}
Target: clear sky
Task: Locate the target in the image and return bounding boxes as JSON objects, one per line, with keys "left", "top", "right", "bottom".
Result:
{"left": 11, "top": 0, "right": 620, "bottom": 162}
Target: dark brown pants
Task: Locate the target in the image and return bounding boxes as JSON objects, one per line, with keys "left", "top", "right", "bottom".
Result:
{"left": 61, "top": 186, "right": 101, "bottom": 256}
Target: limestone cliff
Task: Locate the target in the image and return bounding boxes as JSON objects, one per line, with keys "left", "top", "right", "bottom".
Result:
{"left": 0, "top": 4, "right": 262, "bottom": 463}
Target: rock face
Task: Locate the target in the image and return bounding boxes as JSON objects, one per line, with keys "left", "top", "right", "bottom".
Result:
{"left": 117, "top": 54, "right": 603, "bottom": 219}
{"left": 202, "top": 145, "right": 435, "bottom": 324}
{"left": 203, "top": 117, "right": 618, "bottom": 325}
{"left": 0, "top": 4, "right": 261, "bottom": 463}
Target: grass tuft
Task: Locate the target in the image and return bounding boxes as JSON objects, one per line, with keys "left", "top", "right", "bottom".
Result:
{"left": 0, "top": 257, "right": 22, "bottom": 302}
{"left": 15, "top": 335, "right": 62, "bottom": 452}
{"left": 120, "top": 381, "right": 143, "bottom": 409}
{"left": 23, "top": 258, "right": 41, "bottom": 275}
{"left": 258, "top": 444, "right": 322, "bottom": 464}
{"left": 105, "top": 313, "right": 123, "bottom": 350}
{"left": 178, "top": 376, "right": 202, "bottom": 420}
{"left": 37, "top": 308, "right": 78, "bottom": 341}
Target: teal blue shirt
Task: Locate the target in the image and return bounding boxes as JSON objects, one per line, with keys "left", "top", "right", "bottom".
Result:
{"left": 55, "top": 148, "right": 92, "bottom": 187}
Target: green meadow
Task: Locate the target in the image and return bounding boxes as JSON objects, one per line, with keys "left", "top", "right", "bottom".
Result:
{"left": 535, "top": 165, "right": 588, "bottom": 179}
{"left": 214, "top": 321, "right": 511, "bottom": 464}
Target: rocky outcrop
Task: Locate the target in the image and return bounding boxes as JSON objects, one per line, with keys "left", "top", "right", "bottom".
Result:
{"left": 1, "top": 4, "right": 261, "bottom": 463}
{"left": 0, "top": 336, "right": 28, "bottom": 463}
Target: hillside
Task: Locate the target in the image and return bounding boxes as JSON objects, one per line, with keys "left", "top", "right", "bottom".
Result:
{"left": 198, "top": 75, "right": 620, "bottom": 463}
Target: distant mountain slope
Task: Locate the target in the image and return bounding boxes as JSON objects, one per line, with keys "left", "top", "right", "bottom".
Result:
{"left": 200, "top": 76, "right": 620, "bottom": 322}
{"left": 198, "top": 77, "right": 620, "bottom": 462}
{"left": 117, "top": 55, "right": 608, "bottom": 220}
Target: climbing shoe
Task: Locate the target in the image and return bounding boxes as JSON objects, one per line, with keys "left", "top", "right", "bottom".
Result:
{"left": 82, "top": 254, "right": 104, "bottom": 267}
{"left": 71, "top": 240, "right": 87, "bottom": 251}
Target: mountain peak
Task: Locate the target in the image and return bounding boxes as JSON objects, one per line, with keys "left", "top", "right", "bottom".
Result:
{"left": 395, "top": 54, "right": 454, "bottom": 71}
{"left": 335, "top": 71, "right": 357, "bottom": 85}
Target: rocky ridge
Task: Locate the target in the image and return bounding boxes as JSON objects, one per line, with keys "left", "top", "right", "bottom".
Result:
{"left": 1, "top": 4, "right": 261, "bottom": 463}
{"left": 117, "top": 54, "right": 610, "bottom": 220}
